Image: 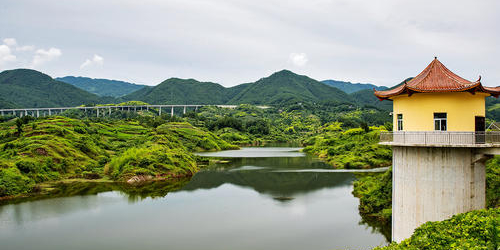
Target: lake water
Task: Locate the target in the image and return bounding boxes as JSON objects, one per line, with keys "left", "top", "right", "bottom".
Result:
{"left": 0, "top": 147, "right": 388, "bottom": 250}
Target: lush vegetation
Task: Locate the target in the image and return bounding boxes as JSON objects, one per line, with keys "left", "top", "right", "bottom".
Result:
{"left": 374, "top": 208, "right": 499, "bottom": 250}
{"left": 0, "top": 116, "right": 236, "bottom": 197}
{"left": 303, "top": 123, "right": 392, "bottom": 168}
{"left": 0, "top": 69, "right": 109, "bottom": 108}
{"left": 57, "top": 76, "right": 146, "bottom": 97}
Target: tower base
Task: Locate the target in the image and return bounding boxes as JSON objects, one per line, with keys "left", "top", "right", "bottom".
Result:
{"left": 392, "top": 146, "right": 486, "bottom": 242}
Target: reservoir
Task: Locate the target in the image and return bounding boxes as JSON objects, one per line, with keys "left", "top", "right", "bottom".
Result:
{"left": 0, "top": 147, "right": 387, "bottom": 250}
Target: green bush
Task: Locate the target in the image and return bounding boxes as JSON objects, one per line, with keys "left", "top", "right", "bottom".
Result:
{"left": 375, "top": 208, "right": 500, "bottom": 250}
{"left": 0, "top": 167, "right": 35, "bottom": 196}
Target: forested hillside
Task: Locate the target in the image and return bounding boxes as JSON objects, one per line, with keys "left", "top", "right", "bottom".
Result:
{"left": 57, "top": 76, "right": 145, "bottom": 97}
{"left": 122, "top": 78, "right": 229, "bottom": 104}
{"left": 227, "top": 70, "right": 352, "bottom": 105}
{"left": 0, "top": 69, "right": 108, "bottom": 108}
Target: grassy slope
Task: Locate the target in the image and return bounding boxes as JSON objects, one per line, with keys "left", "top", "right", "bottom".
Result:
{"left": 0, "top": 116, "right": 236, "bottom": 197}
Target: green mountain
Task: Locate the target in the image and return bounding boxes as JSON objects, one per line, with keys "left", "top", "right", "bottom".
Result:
{"left": 322, "top": 80, "right": 387, "bottom": 94}
{"left": 122, "top": 78, "right": 229, "bottom": 104}
{"left": 227, "top": 70, "right": 353, "bottom": 105}
{"left": 56, "top": 76, "right": 145, "bottom": 97}
{"left": 0, "top": 69, "right": 106, "bottom": 108}
{"left": 123, "top": 70, "right": 353, "bottom": 105}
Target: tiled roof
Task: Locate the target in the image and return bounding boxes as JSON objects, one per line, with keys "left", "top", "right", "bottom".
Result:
{"left": 374, "top": 58, "right": 500, "bottom": 100}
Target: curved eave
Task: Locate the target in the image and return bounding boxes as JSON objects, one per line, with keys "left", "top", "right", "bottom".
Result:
{"left": 374, "top": 81, "right": 500, "bottom": 100}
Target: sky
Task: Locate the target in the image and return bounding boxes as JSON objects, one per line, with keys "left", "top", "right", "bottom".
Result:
{"left": 1, "top": 0, "right": 499, "bottom": 87}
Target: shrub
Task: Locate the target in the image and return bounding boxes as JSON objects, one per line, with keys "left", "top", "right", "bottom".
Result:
{"left": 0, "top": 167, "right": 35, "bottom": 197}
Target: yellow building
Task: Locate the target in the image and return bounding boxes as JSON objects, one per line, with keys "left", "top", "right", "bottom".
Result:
{"left": 374, "top": 58, "right": 500, "bottom": 132}
{"left": 374, "top": 58, "right": 500, "bottom": 243}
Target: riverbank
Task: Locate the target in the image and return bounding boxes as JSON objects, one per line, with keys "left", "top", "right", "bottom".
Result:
{"left": 0, "top": 116, "right": 237, "bottom": 200}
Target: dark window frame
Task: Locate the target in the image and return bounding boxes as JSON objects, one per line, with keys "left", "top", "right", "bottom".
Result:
{"left": 434, "top": 112, "right": 447, "bottom": 131}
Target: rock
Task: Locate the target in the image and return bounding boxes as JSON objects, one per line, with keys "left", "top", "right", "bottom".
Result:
{"left": 126, "top": 175, "right": 153, "bottom": 184}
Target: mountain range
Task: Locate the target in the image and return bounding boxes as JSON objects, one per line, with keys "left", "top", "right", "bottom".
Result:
{"left": 56, "top": 76, "right": 145, "bottom": 97}
{"left": 0, "top": 68, "right": 392, "bottom": 110}
{"left": 321, "top": 80, "right": 388, "bottom": 94}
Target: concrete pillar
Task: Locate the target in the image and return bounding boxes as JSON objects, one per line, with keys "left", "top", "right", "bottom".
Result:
{"left": 109, "top": 108, "right": 111, "bottom": 116}
{"left": 96, "top": 108, "right": 99, "bottom": 117}
{"left": 48, "top": 109, "right": 52, "bottom": 116}
{"left": 392, "top": 146, "right": 486, "bottom": 242}
{"left": 25, "top": 110, "right": 28, "bottom": 117}
{"left": 171, "top": 106, "right": 174, "bottom": 117}
{"left": 147, "top": 106, "right": 149, "bottom": 111}
{"left": 159, "top": 107, "right": 162, "bottom": 116}
{"left": 183, "top": 106, "right": 186, "bottom": 114}
{"left": 37, "top": 110, "right": 39, "bottom": 118}
{"left": 1, "top": 110, "right": 3, "bottom": 116}
{"left": 134, "top": 106, "right": 136, "bottom": 112}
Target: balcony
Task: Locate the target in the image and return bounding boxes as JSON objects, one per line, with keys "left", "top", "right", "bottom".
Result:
{"left": 379, "top": 131, "right": 500, "bottom": 147}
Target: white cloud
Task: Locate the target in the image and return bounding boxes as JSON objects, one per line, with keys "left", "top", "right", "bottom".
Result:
{"left": 289, "top": 53, "right": 308, "bottom": 67}
{"left": 16, "top": 45, "right": 35, "bottom": 52}
{"left": 32, "top": 47, "right": 62, "bottom": 66}
{"left": 0, "top": 44, "right": 17, "bottom": 67}
{"left": 3, "top": 38, "right": 17, "bottom": 47}
{"left": 80, "top": 54, "right": 104, "bottom": 69}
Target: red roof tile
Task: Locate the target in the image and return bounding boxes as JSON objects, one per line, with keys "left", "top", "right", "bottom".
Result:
{"left": 374, "top": 58, "right": 500, "bottom": 100}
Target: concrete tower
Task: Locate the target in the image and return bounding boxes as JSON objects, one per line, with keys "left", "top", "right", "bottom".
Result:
{"left": 374, "top": 58, "right": 500, "bottom": 242}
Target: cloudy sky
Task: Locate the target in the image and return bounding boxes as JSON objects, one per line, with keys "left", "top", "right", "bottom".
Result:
{"left": 1, "top": 0, "right": 499, "bottom": 87}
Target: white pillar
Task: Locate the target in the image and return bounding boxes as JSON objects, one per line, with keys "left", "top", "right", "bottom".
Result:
{"left": 49, "top": 109, "right": 52, "bottom": 116}
{"left": 392, "top": 146, "right": 486, "bottom": 242}
{"left": 159, "top": 107, "right": 162, "bottom": 116}
{"left": 183, "top": 106, "right": 186, "bottom": 114}
{"left": 37, "top": 110, "right": 39, "bottom": 118}
{"left": 109, "top": 108, "right": 111, "bottom": 115}
{"left": 171, "top": 106, "right": 174, "bottom": 117}
{"left": 96, "top": 108, "right": 99, "bottom": 117}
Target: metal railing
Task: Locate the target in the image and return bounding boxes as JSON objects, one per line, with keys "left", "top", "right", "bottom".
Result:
{"left": 380, "top": 131, "right": 500, "bottom": 145}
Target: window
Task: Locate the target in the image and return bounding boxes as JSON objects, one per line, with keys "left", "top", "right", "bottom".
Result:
{"left": 434, "top": 113, "right": 447, "bottom": 131}
{"left": 397, "top": 114, "right": 403, "bottom": 131}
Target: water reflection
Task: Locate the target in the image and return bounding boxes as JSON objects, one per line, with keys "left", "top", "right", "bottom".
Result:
{"left": 0, "top": 147, "right": 389, "bottom": 250}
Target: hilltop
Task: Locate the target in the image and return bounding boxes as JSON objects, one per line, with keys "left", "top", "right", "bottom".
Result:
{"left": 122, "top": 78, "right": 229, "bottom": 104}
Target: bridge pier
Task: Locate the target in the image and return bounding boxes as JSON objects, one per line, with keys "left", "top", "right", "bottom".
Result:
{"left": 37, "top": 110, "right": 39, "bottom": 118}
{"left": 159, "top": 107, "right": 162, "bottom": 116}
{"left": 183, "top": 106, "right": 186, "bottom": 115}
{"left": 171, "top": 106, "right": 174, "bottom": 117}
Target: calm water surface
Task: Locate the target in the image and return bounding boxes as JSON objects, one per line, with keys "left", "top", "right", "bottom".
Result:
{"left": 0, "top": 147, "right": 388, "bottom": 250}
